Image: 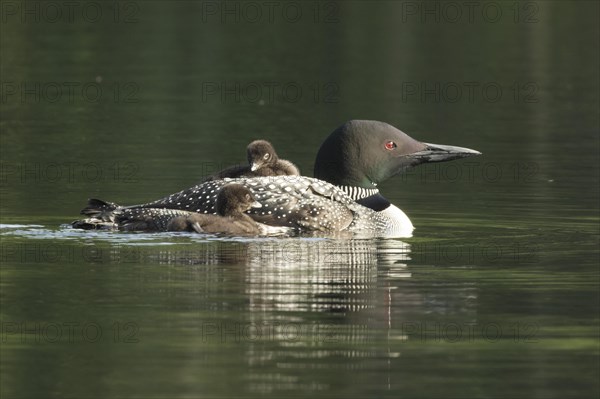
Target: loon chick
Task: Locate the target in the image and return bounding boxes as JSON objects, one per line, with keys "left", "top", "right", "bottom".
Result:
{"left": 203, "top": 140, "right": 299, "bottom": 181}
{"left": 117, "top": 184, "right": 290, "bottom": 236}
{"left": 74, "top": 120, "right": 481, "bottom": 237}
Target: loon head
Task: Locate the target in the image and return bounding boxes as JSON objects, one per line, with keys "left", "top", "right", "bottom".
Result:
{"left": 247, "top": 140, "right": 279, "bottom": 172}
{"left": 314, "top": 120, "right": 481, "bottom": 188}
{"left": 215, "top": 184, "right": 262, "bottom": 216}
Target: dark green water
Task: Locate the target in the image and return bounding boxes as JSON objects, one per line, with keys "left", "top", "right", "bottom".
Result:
{"left": 1, "top": 1, "right": 599, "bottom": 398}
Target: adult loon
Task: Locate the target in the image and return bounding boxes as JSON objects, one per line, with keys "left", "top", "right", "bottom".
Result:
{"left": 203, "top": 140, "right": 300, "bottom": 181}
{"left": 73, "top": 120, "right": 480, "bottom": 237}
{"left": 116, "top": 184, "right": 291, "bottom": 236}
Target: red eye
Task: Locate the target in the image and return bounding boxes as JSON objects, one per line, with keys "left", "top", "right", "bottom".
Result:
{"left": 385, "top": 141, "right": 397, "bottom": 150}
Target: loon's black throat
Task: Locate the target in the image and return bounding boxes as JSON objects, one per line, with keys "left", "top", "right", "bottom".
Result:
{"left": 355, "top": 194, "right": 391, "bottom": 212}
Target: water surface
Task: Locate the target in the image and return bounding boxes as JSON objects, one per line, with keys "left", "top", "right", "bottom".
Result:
{"left": 1, "top": 1, "right": 598, "bottom": 398}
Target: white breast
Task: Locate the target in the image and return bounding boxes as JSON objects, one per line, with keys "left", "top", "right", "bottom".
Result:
{"left": 378, "top": 204, "right": 414, "bottom": 238}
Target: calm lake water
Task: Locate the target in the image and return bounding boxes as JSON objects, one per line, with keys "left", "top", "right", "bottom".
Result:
{"left": 1, "top": 1, "right": 599, "bottom": 398}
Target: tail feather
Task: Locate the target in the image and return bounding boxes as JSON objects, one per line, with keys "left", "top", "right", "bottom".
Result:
{"left": 71, "top": 198, "right": 122, "bottom": 230}
{"left": 80, "top": 198, "right": 121, "bottom": 221}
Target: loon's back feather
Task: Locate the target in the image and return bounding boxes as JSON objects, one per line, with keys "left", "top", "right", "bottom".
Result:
{"left": 136, "top": 176, "right": 356, "bottom": 232}
{"left": 116, "top": 208, "right": 195, "bottom": 231}
{"left": 73, "top": 176, "right": 395, "bottom": 233}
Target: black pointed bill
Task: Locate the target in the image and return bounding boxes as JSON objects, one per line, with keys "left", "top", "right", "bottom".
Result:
{"left": 409, "top": 143, "right": 482, "bottom": 163}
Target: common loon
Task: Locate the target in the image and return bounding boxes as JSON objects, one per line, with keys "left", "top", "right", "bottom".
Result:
{"left": 203, "top": 140, "right": 299, "bottom": 181}
{"left": 116, "top": 184, "right": 291, "bottom": 236}
{"left": 73, "top": 120, "right": 481, "bottom": 237}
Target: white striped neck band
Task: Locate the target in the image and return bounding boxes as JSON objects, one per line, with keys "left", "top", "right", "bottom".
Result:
{"left": 337, "top": 185, "right": 380, "bottom": 201}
